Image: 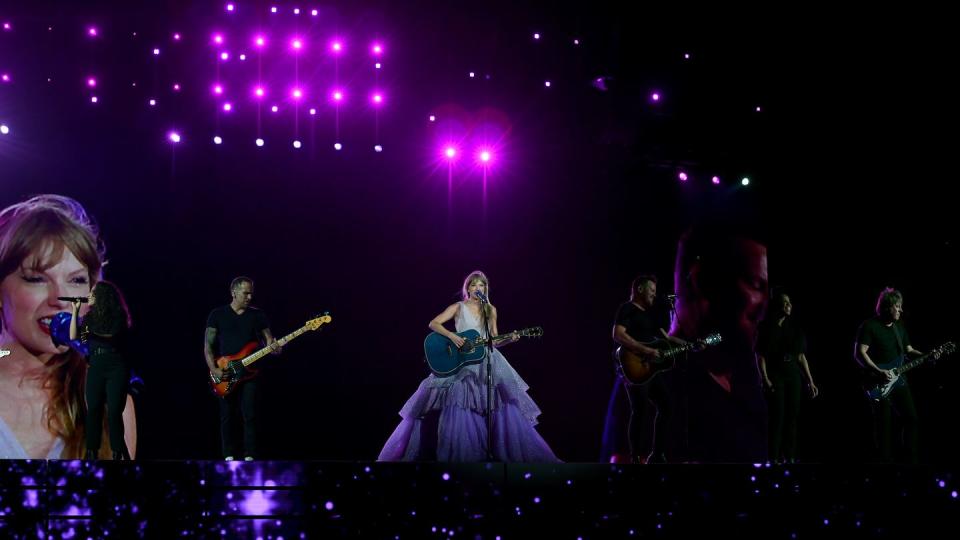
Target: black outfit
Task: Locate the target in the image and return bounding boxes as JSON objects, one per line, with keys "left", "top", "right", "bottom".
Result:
{"left": 601, "top": 302, "right": 672, "bottom": 463}
{"left": 756, "top": 317, "right": 807, "bottom": 462}
{"left": 83, "top": 320, "right": 130, "bottom": 459}
{"left": 207, "top": 305, "right": 270, "bottom": 459}
{"left": 857, "top": 318, "right": 918, "bottom": 463}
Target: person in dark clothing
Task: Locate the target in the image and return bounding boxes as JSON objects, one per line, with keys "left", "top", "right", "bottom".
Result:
{"left": 69, "top": 280, "right": 133, "bottom": 460}
{"left": 756, "top": 291, "right": 818, "bottom": 463}
{"left": 602, "top": 274, "right": 692, "bottom": 463}
{"left": 856, "top": 288, "right": 937, "bottom": 464}
{"left": 204, "top": 276, "right": 278, "bottom": 461}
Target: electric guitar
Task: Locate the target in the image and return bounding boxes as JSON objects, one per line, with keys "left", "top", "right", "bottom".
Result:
{"left": 616, "top": 333, "right": 722, "bottom": 385}
{"left": 424, "top": 327, "right": 543, "bottom": 377}
{"left": 864, "top": 341, "right": 955, "bottom": 401}
{"left": 209, "top": 314, "right": 332, "bottom": 397}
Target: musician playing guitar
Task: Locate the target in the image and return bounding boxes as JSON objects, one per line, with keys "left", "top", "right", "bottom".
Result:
{"left": 204, "top": 276, "right": 279, "bottom": 461}
{"left": 856, "top": 287, "right": 940, "bottom": 464}
{"left": 604, "top": 274, "right": 695, "bottom": 464}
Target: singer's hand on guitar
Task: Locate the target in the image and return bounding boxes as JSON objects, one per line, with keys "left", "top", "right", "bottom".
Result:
{"left": 211, "top": 367, "right": 225, "bottom": 380}
{"left": 878, "top": 368, "right": 896, "bottom": 382}
{"left": 449, "top": 334, "right": 466, "bottom": 348}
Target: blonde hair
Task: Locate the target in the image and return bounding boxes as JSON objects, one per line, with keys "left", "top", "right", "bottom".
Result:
{"left": 461, "top": 270, "right": 492, "bottom": 319}
{"left": 0, "top": 195, "right": 107, "bottom": 458}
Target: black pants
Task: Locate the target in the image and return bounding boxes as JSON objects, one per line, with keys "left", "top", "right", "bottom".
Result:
{"left": 872, "top": 383, "right": 919, "bottom": 464}
{"left": 624, "top": 375, "right": 672, "bottom": 462}
{"left": 219, "top": 378, "right": 259, "bottom": 459}
{"left": 766, "top": 362, "right": 802, "bottom": 462}
{"left": 85, "top": 352, "right": 129, "bottom": 455}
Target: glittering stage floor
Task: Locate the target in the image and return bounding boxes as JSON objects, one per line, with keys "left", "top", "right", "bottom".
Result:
{"left": 1, "top": 460, "right": 956, "bottom": 538}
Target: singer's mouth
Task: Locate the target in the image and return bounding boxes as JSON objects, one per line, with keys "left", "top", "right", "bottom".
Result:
{"left": 38, "top": 317, "right": 53, "bottom": 335}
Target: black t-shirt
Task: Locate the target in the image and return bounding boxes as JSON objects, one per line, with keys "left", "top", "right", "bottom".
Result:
{"left": 857, "top": 318, "right": 910, "bottom": 367}
{"left": 614, "top": 302, "right": 670, "bottom": 344}
{"left": 206, "top": 305, "right": 270, "bottom": 357}
{"left": 755, "top": 317, "right": 807, "bottom": 363}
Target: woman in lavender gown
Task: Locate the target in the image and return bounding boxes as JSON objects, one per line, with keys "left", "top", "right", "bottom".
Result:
{"left": 378, "top": 271, "right": 559, "bottom": 462}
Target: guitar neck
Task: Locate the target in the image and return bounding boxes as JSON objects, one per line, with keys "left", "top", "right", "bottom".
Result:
{"left": 660, "top": 342, "right": 695, "bottom": 359}
{"left": 894, "top": 353, "right": 932, "bottom": 376}
{"left": 241, "top": 325, "right": 309, "bottom": 367}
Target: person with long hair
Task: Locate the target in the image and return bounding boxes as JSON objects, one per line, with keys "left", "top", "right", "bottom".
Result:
{"left": 379, "top": 271, "right": 559, "bottom": 462}
{"left": 69, "top": 280, "right": 132, "bottom": 459}
{"left": 0, "top": 194, "right": 136, "bottom": 459}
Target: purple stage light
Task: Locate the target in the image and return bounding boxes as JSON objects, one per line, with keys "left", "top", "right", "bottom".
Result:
{"left": 271, "top": 7, "right": 278, "bottom": 14}
{"left": 213, "top": 136, "right": 222, "bottom": 144}
{"left": 711, "top": 176, "right": 721, "bottom": 185}
{"left": 294, "top": 8, "right": 301, "bottom": 15}
{"left": 87, "top": 27, "right": 97, "bottom": 37}
{"left": 173, "top": 33, "right": 181, "bottom": 41}
{"left": 256, "top": 138, "right": 265, "bottom": 146}
{"left": 239, "top": 54, "right": 246, "bottom": 61}
{"left": 533, "top": 33, "right": 540, "bottom": 40}
{"left": 334, "top": 143, "right": 342, "bottom": 150}
{"left": 87, "top": 77, "right": 96, "bottom": 87}
{"left": 222, "top": 102, "right": 233, "bottom": 112}
{"left": 684, "top": 53, "right": 691, "bottom": 59}
{"left": 173, "top": 83, "right": 181, "bottom": 91}
{"left": 444, "top": 146, "right": 457, "bottom": 159}
{"left": 544, "top": 81, "right": 551, "bottom": 87}
{"left": 90, "top": 96, "right": 98, "bottom": 103}
{"left": 254, "top": 86, "right": 265, "bottom": 98}
{"left": 651, "top": 92, "right": 661, "bottom": 102}
{"left": 429, "top": 115, "right": 436, "bottom": 122}
{"left": 149, "top": 99, "right": 156, "bottom": 106}
{"left": 291, "top": 38, "right": 303, "bottom": 51}
{"left": 371, "top": 92, "right": 383, "bottom": 105}
{"left": 573, "top": 38, "right": 580, "bottom": 45}
{"left": 220, "top": 51, "right": 230, "bottom": 60}
{"left": 168, "top": 131, "right": 181, "bottom": 143}
{"left": 2, "top": 73, "right": 11, "bottom": 83}
{"left": 309, "top": 108, "right": 317, "bottom": 115}
{"left": 255, "top": 35, "right": 266, "bottom": 48}
{"left": 678, "top": 172, "right": 688, "bottom": 182}
{"left": 332, "top": 89, "right": 344, "bottom": 102}
{"left": 271, "top": 105, "right": 279, "bottom": 112}
{"left": 0, "top": 125, "right": 9, "bottom": 135}
{"left": 372, "top": 43, "right": 383, "bottom": 55}
{"left": 213, "top": 33, "right": 224, "bottom": 45}
{"left": 226, "top": 3, "right": 235, "bottom": 12}
{"left": 479, "top": 150, "right": 492, "bottom": 163}
{"left": 213, "top": 84, "right": 223, "bottom": 95}
{"left": 756, "top": 106, "right": 762, "bottom": 112}
{"left": 331, "top": 40, "right": 343, "bottom": 53}
{"left": 469, "top": 72, "right": 475, "bottom": 78}
{"left": 293, "top": 140, "right": 302, "bottom": 149}
{"left": 3, "top": 22, "right": 11, "bottom": 31}
{"left": 292, "top": 88, "right": 303, "bottom": 100}
{"left": 312, "top": 9, "right": 319, "bottom": 16}
{"left": 374, "top": 145, "right": 383, "bottom": 152}
{"left": 153, "top": 47, "right": 160, "bottom": 55}
{"left": 375, "top": 62, "right": 382, "bottom": 69}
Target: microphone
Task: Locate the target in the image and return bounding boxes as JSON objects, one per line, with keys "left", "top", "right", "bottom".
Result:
{"left": 475, "top": 290, "right": 489, "bottom": 303}
{"left": 664, "top": 294, "right": 677, "bottom": 301}
{"left": 58, "top": 296, "right": 89, "bottom": 303}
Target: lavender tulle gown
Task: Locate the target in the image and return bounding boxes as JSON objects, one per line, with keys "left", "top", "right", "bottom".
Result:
{"left": 378, "top": 302, "right": 560, "bottom": 462}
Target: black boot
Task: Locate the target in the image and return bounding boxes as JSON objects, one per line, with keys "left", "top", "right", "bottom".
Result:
{"left": 84, "top": 449, "right": 97, "bottom": 460}
{"left": 112, "top": 446, "right": 131, "bottom": 461}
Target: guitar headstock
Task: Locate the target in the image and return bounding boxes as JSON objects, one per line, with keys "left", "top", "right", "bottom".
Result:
{"left": 306, "top": 313, "right": 332, "bottom": 331}
{"left": 701, "top": 332, "right": 722, "bottom": 346}
{"left": 936, "top": 342, "right": 956, "bottom": 356}
{"left": 517, "top": 327, "right": 543, "bottom": 338}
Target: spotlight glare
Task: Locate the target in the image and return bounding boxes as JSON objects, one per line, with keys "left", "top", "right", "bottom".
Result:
{"left": 220, "top": 52, "right": 229, "bottom": 60}
{"left": 293, "top": 140, "right": 302, "bottom": 149}
{"left": 3, "top": 22, "right": 11, "bottom": 31}
{"left": 372, "top": 43, "right": 383, "bottom": 55}
{"left": 651, "top": 92, "right": 661, "bottom": 102}
{"left": 469, "top": 72, "right": 475, "bottom": 78}
{"left": 292, "top": 88, "right": 303, "bottom": 99}
{"left": 173, "top": 33, "right": 181, "bottom": 41}
{"left": 222, "top": 102, "right": 232, "bottom": 112}
{"left": 678, "top": 172, "right": 688, "bottom": 181}
{"left": 444, "top": 146, "right": 457, "bottom": 159}
{"left": 256, "top": 138, "right": 265, "bottom": 147}
{"left": 312, "top": 9, "right": 318, "bottom": 16}
{"left": 271, "top": 7, "right": 278, "bottom": 13}
{"left": 271, "top": 105, "right": 279, "bottom": 113}
{"left": 429, "top": 115, "right": 436, "bottom": 122}
{"left": 153, "top": 48, "right": 160, "bottom": 55}
{"left": 254, "top": 86, "right": 265, "bottom": 98}
{"left": 375, "top": 62, "right": 381, "bottom": 69}
{"left": 87, "top": 77, "right": 96, "bottom": 87}
{"left": 573, "top": 38, "right": 580, "bottom": 45}
{"left": 309, "top": 108, "right": 317, "bottom": 115}
{"left": 479, "top": 150, "right": 492, "bottom": 163}
{"left": 213, "top": 33, "right": 223, "bottom": 45}
{"left": 173, "top": 83, "right": 181, "bottom": 91}
{"left": 213, "top": 84, "right": 223, "bottom": 95}
{"left": 334, "top": 143, "right": 342, "bottom": 150}
{"left": 332, "top": 90, "right": 344, "bottom": 102}
{"left": 374, "top": 144, "right": 383, "bottom": 152}
{"left": 294, "top": 8, "right": 300, "bottom": 15}
{"left": 90, "top": 96, "right": 98, "bottom": 103}
{"left": 149, "top": 99, "right": 156, "bottom": 106}
{"left": 533, "top": 33, "right": 540, "bottom": 40}
{"left": 741, "top": 177, "right": 751, "bottom": 186}
{"left": 168, "top": 131, "right": 181, "bottom": 143}
{"left": 87, "top": 27, "right": 97, "bottom": 37}
{"left": 711, "top": 176, "right": 721, "bottom": 185}
{"left": 226, "top": 3, "right": 235, "bottom": 12}
{"left": 213, "top": 136, "right": 223, "bottom": 144}
{"left": 292, "top": 38, "right": 303, "bottom": 50}
{"left": 0, "top": 124, "right": 9, "bottom": 135}
{"left": 1, "top": 73, "right": 10, "bottom": 83}
{"left": 371, "top": 92, "right": 383, "bottom": 105}
{"left": 239, "top": 54, "right": 246, "bottom": 61}
{"left": 544, "top": 80, "right": 551, "bottom": 87}
{"left": 255, "top": 35, "right": 266, "bottom": 48}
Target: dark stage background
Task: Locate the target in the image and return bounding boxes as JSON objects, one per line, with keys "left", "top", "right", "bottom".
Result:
{"left": 2, "top": 2, "right": 956, "bottom": 463}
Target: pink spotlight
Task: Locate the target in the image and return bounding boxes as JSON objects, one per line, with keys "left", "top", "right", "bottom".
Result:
{"left": 573, "top": 38, "right": 580, "bottom": 45}
{"left": 371, "top": 92, "right": 383, "bottom": 105}
{"left": 172, "top": 83, "right": 181, "bottom": 91}
{"left": 222, "top": 102, "right": 233, "bottom": 112}
{"left": 173, "top": 33, "right": 181, "bottom": 41}
{"left": 271, "top": 105, "right": 279, "bottom": 113}
{"left": 331, "top": 40, "right": 343, "bottom": 53}
{"left": 226, "top": 3, "right": 235, "bottom": 11}
{"left": 292, "top": 88, "right": 303, "bottom": 100}
{"left": 87, "top": 27, "right": 97, "bottom": 37}
{"left": 271, "top": 6, "right": 278, "bottom": 13}
{"left": 1, "top": 73, "right": 9, "bottom": 83}
{"left": 375, "top": 62, "right": 382, "bottom": 70}
{"left": 212, "top": 33, "right": 224, "bottom": 45}
{"left": 651, "top": 92, "right": 661, "bottom": 102}
{"left": 3, "top": 22, "right": 11, "bottom": 31}
{"left": 255, "top": 35, "right": 266, "bottom": 48}
{"left": 332, "top": 90, "right": 344, "bottom": 102}
{"left": 149, "top": 99, "right": 156, "bottom": 106}
{"left": 755, "top": 106, "right": 762, "bottom": 112}
{"left": 444, "top": 146, "right": 457, "bottom": 159}
{"left": 213, "top": 83, "right": 224, "bottom": 96}
{"left": 711, "top": 176, "right": 721, "bottom": 185}
{"left": 678, "top": 172, "right": 688, "bottom": 181}
{"left": 429, "top": 115, "right": 436, "bottom": 122}
{"left": 87, "top": 77, "right": 96, "bottom": 87}
{"left": 371, "top": 43, "right": 383, "bottom": 55}
{"left": 220, "top": 52, "right": 230, "bottom": 61}
{"left": 312, "top": 9, "right": 318, "bottom": 16}
{"left": 254, "top": 86, "right": 265, "bottom": 98}
{"left": 168, "top": 131, "right": 181, "bottom": 143}
{"left": 533, "top": 32, "right": 540, "bottom": 40}
{"left": 153, "top": 47, "right": 160, "bottom": 55}
{"left": 684, "top": 53, "right": 691, "bottom": 59}
{"left": 293, "top": 8, "right": 301, "bottom": 15}
{"left": 544, "top": 80, "right": 551, "bottom": 87}
{"left": 479, "top": 150, "right": 492, "bottom": 163}
{"left": 291, "top": 38, "right": 303, "bottom": 50}
{"left": 90, "top": 96, "right": 98, "bottom": 103}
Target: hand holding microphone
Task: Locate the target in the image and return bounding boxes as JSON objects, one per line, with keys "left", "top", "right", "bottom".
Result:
{"left": 475, "top": 290, "right": 489, "bottom": 304}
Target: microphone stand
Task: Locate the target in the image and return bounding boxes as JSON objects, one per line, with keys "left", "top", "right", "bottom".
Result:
{"left": 479, "top": 296, "right": 495, "bottom": 461}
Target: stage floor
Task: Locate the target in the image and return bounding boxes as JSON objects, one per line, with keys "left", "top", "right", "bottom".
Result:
{"left": 1, "top": 460, "right": 956, "bottom": 538}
